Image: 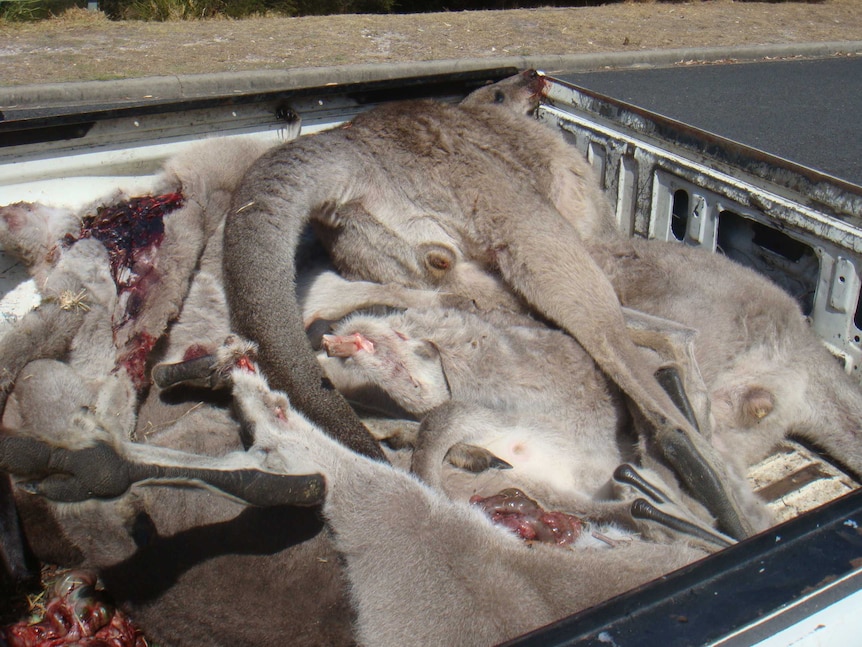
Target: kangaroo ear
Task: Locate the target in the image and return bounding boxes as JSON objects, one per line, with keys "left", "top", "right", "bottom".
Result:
{"left": 445, "top": 442, "right": 512, "bottom": 473}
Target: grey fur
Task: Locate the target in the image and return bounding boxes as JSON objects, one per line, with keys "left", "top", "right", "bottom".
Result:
{"left": 319, "top": 232, "right": 862, "bottom": 533}
{"left": 0, "top": 139, "right": 360, "bottom": 646}
{"left": 319, "top": 305, "right": 763, "bottom": 543}
{"left": 227, "top": 355, "right": 708, "bottom": 647}
{"left": 0, "top": 137, "right": 277, "bottom": 434}
{"left": 591, "top": 235, "right": 862, "bottom": 483}
{"left": 223, "top": 69, "right": 749, "bottom": 536}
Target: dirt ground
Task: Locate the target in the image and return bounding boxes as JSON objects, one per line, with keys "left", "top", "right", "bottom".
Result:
{"left": 0, "top": 1, "right": 861, "bottom": 87}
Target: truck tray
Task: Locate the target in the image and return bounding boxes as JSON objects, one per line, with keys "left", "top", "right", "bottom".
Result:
{"left": 2, "top": 64, "right": 861, "bottom": 646}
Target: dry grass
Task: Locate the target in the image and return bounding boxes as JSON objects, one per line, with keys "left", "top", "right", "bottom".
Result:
{"left": 0, "top": 1, "right": 860, "bottom": 86}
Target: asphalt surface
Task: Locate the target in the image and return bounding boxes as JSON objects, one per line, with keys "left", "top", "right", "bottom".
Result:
{"left": 558, "top": 56, "right": 862, "bottom": 187}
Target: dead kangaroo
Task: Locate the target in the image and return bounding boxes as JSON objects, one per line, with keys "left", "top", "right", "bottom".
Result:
{"left": 320, "top": 306, "right": 749, "bottom": 547}
{"left": 223, "top": 69, "right": 751, "bottom": 538}
{"left": 591, "top": 235, "right": 862, "bottom": 486}
{"left": 0, "top": 139, "right": 355, "bottom": 646}
{"left": 318, "top": 235, "right": 862, "bottom": 531}
{"left": 225, "top": 351, "right": 708, "bottom": 647}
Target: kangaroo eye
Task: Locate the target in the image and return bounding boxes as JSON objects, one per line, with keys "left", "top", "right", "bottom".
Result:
{"left": 427, "top": 253, "right": 451, "bottom": 272}
{"left": 420, "top": 243, "right": 457, "bottom": 281}
{"left": 494, "top": 90, "right": 506, "bottom": 104}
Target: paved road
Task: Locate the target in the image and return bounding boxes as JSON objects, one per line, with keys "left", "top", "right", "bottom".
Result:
{"left": 558, "top": 56, "right": 862, "bottom": 187}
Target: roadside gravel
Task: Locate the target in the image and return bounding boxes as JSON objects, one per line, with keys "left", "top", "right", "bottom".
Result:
{"left": 1, "top": 1, "right": 861, "bottom": 87}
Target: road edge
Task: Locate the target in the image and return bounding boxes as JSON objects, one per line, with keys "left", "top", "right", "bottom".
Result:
{"left": 1, "top": 40, "right": 861, "bottom": 108}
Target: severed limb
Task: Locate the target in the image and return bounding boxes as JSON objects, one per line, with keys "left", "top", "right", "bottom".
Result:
{"left": 0, "top": 433, "right": 325, "bottom": 508}
{"left": 491, "top": 222, "right": 750, "bottom": 540}
{"left": 613, "top": 463, "right": 670, "bottom": 504}
{"left": 630, "top": 498, "right": 731, "bottom": 549}
{"left": 645, "top": 356, "right": 749, "bottom": 540}
{"left": 151, "top": 354, "right": 226, "bottom": 390}
{"left": 619, "top": 309, "right": 750, "bottom": 539}
{"left": 151, "top": 335, "right": 258, "bottom": 391}
{"left": 614, "top": 463, "right": 733, "bottom": 549}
